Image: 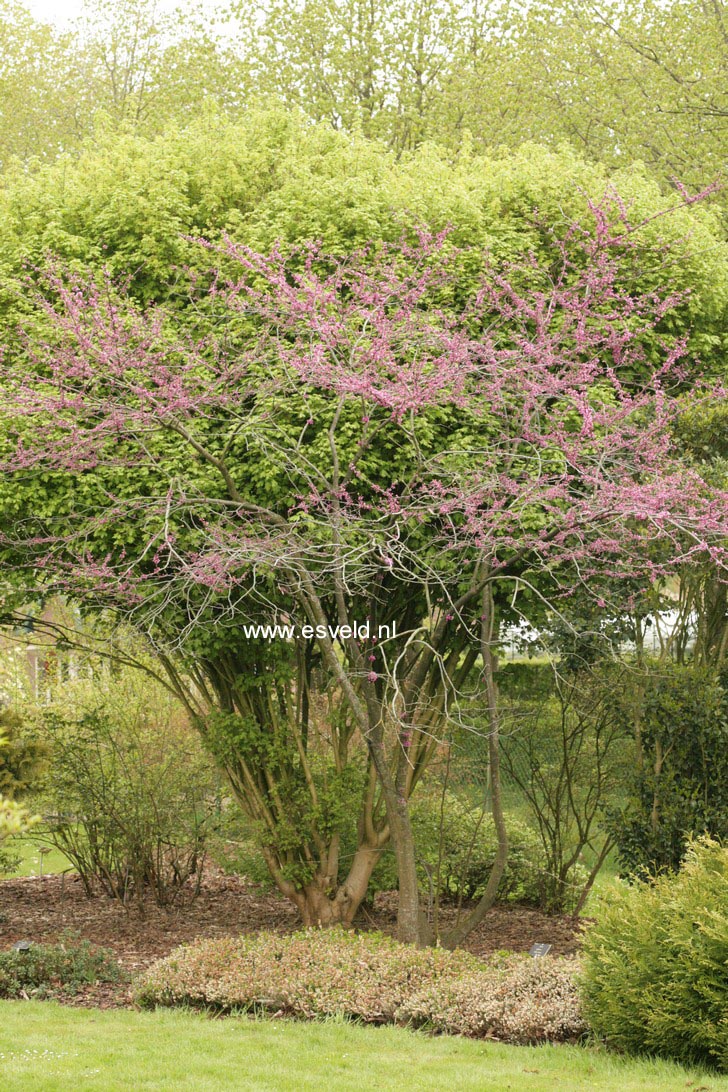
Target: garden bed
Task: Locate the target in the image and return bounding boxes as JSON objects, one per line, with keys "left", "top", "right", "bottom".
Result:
{"left": 0, "top": 869, "right": 584, "bottom": 1007}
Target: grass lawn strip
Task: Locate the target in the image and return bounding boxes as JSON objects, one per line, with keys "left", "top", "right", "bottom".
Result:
{"left": 1, "top": 1002, "right": 727, "bottom": 1091}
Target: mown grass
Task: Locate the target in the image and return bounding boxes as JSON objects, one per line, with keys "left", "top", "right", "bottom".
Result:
{"left": 4, "top": 837, "right": 71, "bottom": 878}
{"left": 1, "top": 1002, "right": 727, "bottom": 1091}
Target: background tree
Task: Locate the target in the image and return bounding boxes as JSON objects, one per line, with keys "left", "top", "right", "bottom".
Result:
{"left": 1, "top": 0, "right": 725, "bottom": 200}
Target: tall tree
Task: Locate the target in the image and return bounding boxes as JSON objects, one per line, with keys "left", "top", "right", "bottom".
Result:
{"left": 1, "top": 189, "right": 725, "bottom": 942}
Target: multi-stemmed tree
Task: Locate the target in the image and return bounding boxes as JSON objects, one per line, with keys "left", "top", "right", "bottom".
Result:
{"left": 1, "top": 189, "right": 725, "bottom": 944}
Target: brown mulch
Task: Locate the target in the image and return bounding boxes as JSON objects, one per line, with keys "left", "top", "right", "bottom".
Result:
{"left": 0, "top": 869, "right": 586, "bottom": 1009}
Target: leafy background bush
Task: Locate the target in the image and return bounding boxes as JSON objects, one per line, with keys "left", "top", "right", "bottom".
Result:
{"left": 217, "top": 784, "right": 552, "bottom": 910}
{"left": 580, "top": 837, "right": 728, "bottom": 1072}
{"left": 0, "top": 709, "right": 47, "bottom": 799}
{"left": 0, "top": 709, "right": 45, "bottom": 874}
{"left": 498, "top": 662, "right": 631, "bottom": 913}
{"left": 368, "top": 790, "right": 550, "bottom": 907}
{"left": 605, "top": 665, "right": 728, "bottom": 876}
{"left": 136, "top": 927, "right": 585, "bottom": 1044}
{"left": 27, "top": 663, "right": 222, "bottom": 907}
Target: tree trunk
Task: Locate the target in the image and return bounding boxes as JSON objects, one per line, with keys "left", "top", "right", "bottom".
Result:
{"left": 271, "top": 842, "right": 382, "bottom": 927}
{"left": 387, "top": 794, "right": 432, "bottom": 946}
{"left": 361, "top": 720, "right": 430, "bottom": 946}
{"left": 442, "top": 583, "right": 508, "bottom": 949}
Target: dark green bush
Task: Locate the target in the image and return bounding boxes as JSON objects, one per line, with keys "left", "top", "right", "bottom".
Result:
{"left": 605, "top": 665, "right": 728, "bottom": 876}
{"left": 581, "top": 838, "right": 728, "bottom": 1072}
{"left": 0, "top": 935, "right": 124, "bottom": 999}
{"left": 135, "top": 927, "right": 585, "bottom": 1043}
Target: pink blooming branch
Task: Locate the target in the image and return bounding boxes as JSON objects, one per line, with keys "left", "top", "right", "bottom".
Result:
{"left": 0, "top": 189, "right": 725, "bottom": 635}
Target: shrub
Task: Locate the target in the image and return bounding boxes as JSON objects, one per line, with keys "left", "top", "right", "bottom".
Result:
{"left": 0, "top": 709, "right": 48, "bottom": 798}
{"left": 0, "top": 935, "right": 124, "bottom": 999}
{"left": 0, "top": 793, "right": 36, "bottom": 875}
{"left": 499, "top": 663, "right": 631, "bottom": 913}
{"left": 604, "top": 665, "right": 728, "bottom": 876}
{"left": 0, "top": 709, "right": 46, "bottom": 875}
{"left": 367, "top": 790, "right": 548, "bottom": 906}
{"left": 32, "top": 666, "right": 221, "bottom": 907}
{"left": 398, "top": 957, "right": 585, "bottom": 1043}
{"left": 580, "top": 837, "right": 728, "bottom": 1072}
{"left": 135, "top": 927, "right": 585, "bottom": 1043}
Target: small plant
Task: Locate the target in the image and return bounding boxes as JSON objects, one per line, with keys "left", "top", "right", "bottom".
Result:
{"left": 580, "top": 837, "right": 728, "bottom": 1072}
{"left": 0, "top": 934, "right": 125, "bottom": 999}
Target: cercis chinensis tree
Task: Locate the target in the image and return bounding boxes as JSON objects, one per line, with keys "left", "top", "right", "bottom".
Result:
{"left": 1, "top": 189, "right": 726, "bottom": 943}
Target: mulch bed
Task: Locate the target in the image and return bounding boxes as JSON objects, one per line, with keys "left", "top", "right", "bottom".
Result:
{"left": 0, "top": 869, "right": 586, "bottom": 1009}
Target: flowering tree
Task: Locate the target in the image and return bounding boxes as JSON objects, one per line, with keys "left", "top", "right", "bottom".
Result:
{"left": 1, "top": 190, "right": 726, "bottom": 944}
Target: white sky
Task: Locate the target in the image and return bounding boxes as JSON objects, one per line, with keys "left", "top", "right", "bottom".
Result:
{"left": 25, "top": 0, "right": 209, "bottom": 30}
{"left": 25, "top": 0, "right": 84, "bottom": 25}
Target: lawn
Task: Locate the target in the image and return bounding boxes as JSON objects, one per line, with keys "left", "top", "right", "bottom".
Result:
{"left": 1, "top": 1003, "right": 726, "bottom": 1092}
{"left": 6, "top": 837, "right": 71, "bottom": 879}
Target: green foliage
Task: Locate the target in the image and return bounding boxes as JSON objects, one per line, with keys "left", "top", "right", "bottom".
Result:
{"left": 1, "top": 0, "right": 727, "bottom": 210}
{"left": 606, "top": 665, "right": 728, "bottom": 876}
{"left": 0, "top": 708, "right": 47, "bottom": 798}
{"left": 0, "top": 716, "right": 43, "bottom": 875}
{"left": 32, "top": 666, "right": 220, "bottom": 906}
{"left": 498, "top": 664, "right": 629, "bottom": 912}
{"left": 492, "top": 0, "right": 728, "bottom": 192}
{"left": 581, "top": 838, "right": 728, "bottom": 1072}
{"left": 0, "top": 793, "right": 35, "bottom": 875}
{"left": 220, "top": 777, "right": 548, "bottom": 905}
{"left": 204, "top": 704, "right": 367, "bottom": 891}
{"left": 368, "top": 789, "right": 548, "bottom": 906}
{"left": 0, "top": 933, "right": 124, "bottom": 999}
{"left": 0, "top": 0, "right": 247, "bottom": 168}
{"left": 135, "top": 926, "right": 584, "bottom": 1043}
{"left": 0, "top": 111, "right": 723, "bottom": 336}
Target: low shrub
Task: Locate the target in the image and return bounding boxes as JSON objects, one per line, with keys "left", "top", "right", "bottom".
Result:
{"left": 135, "top": 927, "right": 585, "bottom": 1044}
{"left": 0, "top": 935, "right": 124, "bottom": 999}
{"left": 399, "top": 957, "right": 585, "bottom": 1044}
{"left": 580, "top": 837, "right": 728, "bottom": 1072}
